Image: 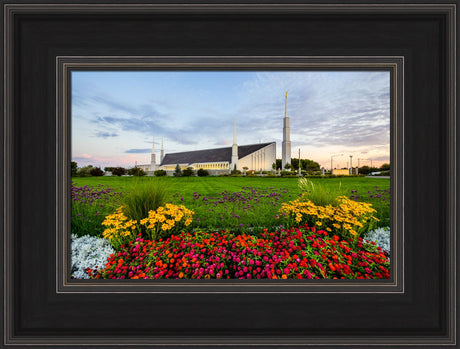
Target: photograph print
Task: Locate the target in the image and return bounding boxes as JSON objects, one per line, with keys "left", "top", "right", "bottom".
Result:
{"left": 70, "top": 70, "right": 391, "bottom": 281}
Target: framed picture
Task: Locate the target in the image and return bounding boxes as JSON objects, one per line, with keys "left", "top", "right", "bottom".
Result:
{"left": 2, "top": 1, "right": 457, "bottom": 347}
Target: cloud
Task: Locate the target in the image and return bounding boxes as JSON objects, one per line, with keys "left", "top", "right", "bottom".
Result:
{"left": 125, "top": 148, "right": 151, "bottom": 154}
{"left": 94, "top": 131, "right": 118, "bottom": 138}
{"left": 372, "top": 155, "right": 390, "bottom": 162}
{"left": 75, "top": 153, "right": 92, "bottom": 159}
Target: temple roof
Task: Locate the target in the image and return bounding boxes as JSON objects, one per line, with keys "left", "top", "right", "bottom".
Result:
{"left": 160, "top": 142, "right": 275, "bottom": 166}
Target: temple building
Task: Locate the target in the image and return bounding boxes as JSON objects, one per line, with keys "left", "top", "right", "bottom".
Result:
{"left": 138, "top": 93, "right": 292, "bottom": 175}
{"left": 159, "top": 142, "right": 276, "bottom": 175}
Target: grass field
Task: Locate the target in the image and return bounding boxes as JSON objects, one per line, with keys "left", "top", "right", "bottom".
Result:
{"left": 72, "top": 175, "right": 389, "bottom": 199}
{"left": 72, "top": 176, "right": 390, "bottom": 234}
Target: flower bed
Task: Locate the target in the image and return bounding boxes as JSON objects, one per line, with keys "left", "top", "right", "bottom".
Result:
{"left": 89, "top": 224, "right": 390, "bottom": 280}
{"left": 279, "top": 195, "right": 379, "bottom": 241}
{"left": 71, "top": 182, "right": 122, "bottom": 237}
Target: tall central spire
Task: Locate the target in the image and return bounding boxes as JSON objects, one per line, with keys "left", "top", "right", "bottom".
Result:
{"left": 160, "top": 137, "right": 164, "bottom": 164}
{"left": 282, "top": 91, "right": 292, "bottom": 169}
{"left": 231, "top": 117, "right": 238, "bottom": 171}
{"left": 150, "top": 135, "right": 156, "bottom": 170}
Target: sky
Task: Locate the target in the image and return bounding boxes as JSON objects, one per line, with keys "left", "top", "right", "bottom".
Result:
{"left": 72, "top": 71, "right": 390, "bottom": 170}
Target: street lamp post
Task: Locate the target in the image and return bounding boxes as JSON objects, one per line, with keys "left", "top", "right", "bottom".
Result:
{"left": 298, "top": 148, "right": 301, "bottom": 176}
{"left": 330, "top": 153, "right": 344, "bottom": 174}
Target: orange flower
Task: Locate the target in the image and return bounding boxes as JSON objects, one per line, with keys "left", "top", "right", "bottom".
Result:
{"left": 118, "top": 258, "right": 124, "bottom": 264}
{"left": 179, "top": 272, "right": 184, "bottom": 278}
{"left": 281, "top": 274, "right": 288, "bottom": 279}
{"left": 139, "top": 273, "right": 146, "bottom": 278}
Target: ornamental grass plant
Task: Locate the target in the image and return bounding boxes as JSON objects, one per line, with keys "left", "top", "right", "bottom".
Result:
{"left": 118, "top": 178, "right": 169, "bottom": 223}
{"left": 298, "top": 177, "right": 345, "bottom": 206}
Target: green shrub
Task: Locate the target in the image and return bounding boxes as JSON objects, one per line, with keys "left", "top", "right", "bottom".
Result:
{"left": 127, "top": 167, "right": 146, "bottom": 176}
{"left": 173, "top": 164, "right": 182, "bottom": 177}
{"left": 118, "top": 179, "right": 169, "bottom": 223}
{"left": 112, "top": 167, "right": 127, "bottom": 176}
{"left": 76, "top": 165, "right": 93, "bottom": 177}
{"left": 182, "top": 167, "right": 195, "bottom": 177}
{"left": 90, "top": 167, "right": 104, "bottom": 176}
{"left": 154, "top": 169, "right": 167, "bottom": 177}
{"left": 197, "top": 168, "right": 209, "bottom": 177}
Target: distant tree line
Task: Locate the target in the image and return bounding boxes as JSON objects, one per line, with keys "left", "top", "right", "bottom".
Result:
{"left": 71, "top": 161, "right": 146, "bottom": 177}
{"left": 358, "top": 163, "right": 390, "bottom": 175}
{"left": 272, "top": 158, "right": 321, "bottom": 172}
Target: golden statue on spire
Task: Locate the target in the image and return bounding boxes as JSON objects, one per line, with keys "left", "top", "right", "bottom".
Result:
{"left": 286, "top": 91, "right": 288, "bottom": 98}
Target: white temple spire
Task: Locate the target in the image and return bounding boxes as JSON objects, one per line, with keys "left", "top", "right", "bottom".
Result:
{"left": 150, "top": 135, "right": 156, "bottom": 170}
{"left": 231, "top": 117, "right": 238, "bottom": 171}
{"left": 282, "top": 91, "right": 292, "bottom": 169}
{"left": 160, "top": 137, "right": 164, "bottom": 163}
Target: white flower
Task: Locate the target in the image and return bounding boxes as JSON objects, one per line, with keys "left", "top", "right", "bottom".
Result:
{"left": 364, "top": 227, "right": 390, "bottom": 255}
{"left": 71, "top": 234, "right": 114, "bottom": 279}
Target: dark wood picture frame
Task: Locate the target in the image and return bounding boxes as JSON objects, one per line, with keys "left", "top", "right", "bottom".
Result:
{"left": 1, "top": 1, "right": 458, "bottom": 347}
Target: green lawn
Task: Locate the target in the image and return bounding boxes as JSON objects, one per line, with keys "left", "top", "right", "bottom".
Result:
{"left": 72, "top": 176, "right": 390, "bottom": 233}
{"left": 72, "top": 175, "right": 389, "bottom": 198}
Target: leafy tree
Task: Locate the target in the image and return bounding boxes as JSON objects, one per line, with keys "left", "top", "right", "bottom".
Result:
{"left": 197, "top": 168, "right": 209, "bottom": 177}
{"left": 71, "top": 161, "right": 78, "bottom": 177}
{"left": 104, "top": 167, "right": 115, "bottom": 172}
{"left": 275, "top": 159, "right": 282, "bottom": 170}
{"left": 127, "top": 167, "right": 146, "bottom": 176}
{"left": 76, "top": 165, "right": 93, "bottom": 177}
{"left": 90, "top": 167, "right": 104, "bottom": 176}
{"left": 173, "top": 164, "right": 182, "bottom": 177}
{"left": 112, "top": 167, "right": 127, "bottom": 176}
{"left": 358, "top": 166, "right": 379, "bottom": 175}
{"left": 380, "top": 163, "right": 390, "bottom": 171}
{"left": 301, "top": 159, "right": 321, "bottom": 172}
{"left": 291, "top": 158, "right": 300, "bottom": 170}
{"left": 182, "top": 167, "right": 195, "bottom": 177}
{"left": 154, "top": 169, "right": 167, "bottom": 177}
{"left": 284, "top": 163, "right": 291, "bottom": 170}
{"left": 272, "top": 163, "right": 276, "bottom": 170}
